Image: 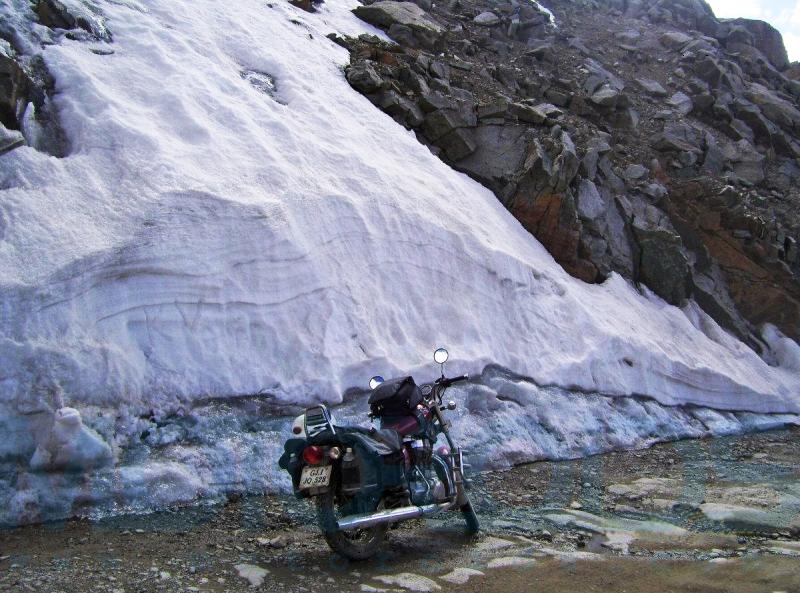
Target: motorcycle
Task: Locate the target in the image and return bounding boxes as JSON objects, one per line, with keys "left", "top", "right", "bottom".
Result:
{"left": 278, "top": 348, "right": 479, "bottom": 559}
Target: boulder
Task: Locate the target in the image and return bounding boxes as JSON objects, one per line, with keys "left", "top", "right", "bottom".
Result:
{"left": 726, "top": 18, "right": 789, "bottom": 71}
{"left": 474, "top": 11, "right": 500, "bottom": 26}
{"left": 667, "top": 91, "right": 693, "bottom": 116}
{"left": 428, "top": 59, "right": 450, "bottom": 80}
{"left": 508, "top": 103, "right": 563, "bottom": 125}
{"left": 455, "top": 124, "right": 531, "bottom": 193}
{"left": 477, "top": 99, "right": 509, "bottom": 120}
{"left": 745, "top": 83, "right": 800, "bottom": 132}
{"left": 551, "top": 132, "right": 580, "bottom": 192}
{"left": 576, "top": 178, "right": 606, "bottom": 220}
{"left": 36, "top": 0, "right": 112, "bottom": 41}
{"left": 584, "top": 59, "right": 625, "bottom": 93}
{"left": 636, "top": 78, "right": 668, "bottom": 97}
{"left": 378, "top": 91, "right": 424, "bottom": 127}
{"left": 646, "top": 0, "right": 717, "bottom": 36}
{"left": 421, "top": 107, "right": 476, "bottom": 141}
{"left": 634, "top": 225, "right": 691, "bottom": 305}
{"left": 651, "top": 122, "right": 703, "bottom": 154}
{"left": 438, "top": 128, "right": 477, "bottom": 160}
{"left": 418, "top": 90, "right": 455, "bottom": 113}
{"left": 723, "top": 139, "right": 765, "bottom": 185}
{"left": 591, "top": 85, "right": 620, "bottom": 108}
{"left": 623, "top": 164, "right": 648, "bottom": 182}
{"left": 660, "top": 31, "right": 692, "bottom": 50}
{"left": 346, "top": 63, "right": 383, "bottom": 94}
{"left": 398, "top": 66, "right": 429, "bottom": 94}
{"left": 0, "top": 122, "right": 24, "bottom": 155}
{"left": 353, "top": 2, "right": 444, "bottom": 50}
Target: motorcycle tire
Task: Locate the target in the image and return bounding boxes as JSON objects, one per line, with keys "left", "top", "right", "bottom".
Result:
{"left": 315, "top": 490, "right": 387, "bottom": 561}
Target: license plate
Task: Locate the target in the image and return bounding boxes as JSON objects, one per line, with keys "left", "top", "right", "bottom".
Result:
{"left": 299, "top": 465, "right": 332, "bottom": 489}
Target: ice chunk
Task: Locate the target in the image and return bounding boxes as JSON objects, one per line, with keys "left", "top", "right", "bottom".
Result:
{"left": 29, "top": 408, "right": 113, "bottom": 472}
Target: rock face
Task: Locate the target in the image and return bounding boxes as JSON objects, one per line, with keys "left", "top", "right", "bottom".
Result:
{"left": 35, "top": 0, "right": 112, "bottom": 41}
{"left": 725, "top": 18, "right": 790, "bottom": 71}
{"left": 341, "top": 0, "right": 800, "bottom": 346}
{"left": 0, "top": 0, "right": 112, "bottom": 157}
{"left": 352, "top": 1, "right": 444, "bottom": 50}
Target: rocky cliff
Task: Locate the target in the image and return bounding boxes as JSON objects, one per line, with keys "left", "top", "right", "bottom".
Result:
{"left": 334, "top": 0, "right": 800, "bottom": 348}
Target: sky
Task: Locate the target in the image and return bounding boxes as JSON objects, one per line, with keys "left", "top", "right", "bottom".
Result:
{"left": 706, "top": 0, "right": 800, "bottom": 62}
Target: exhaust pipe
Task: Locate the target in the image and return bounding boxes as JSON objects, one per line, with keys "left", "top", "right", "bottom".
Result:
{"left": 337, "top": 502, "right": 454, "bottom": 531}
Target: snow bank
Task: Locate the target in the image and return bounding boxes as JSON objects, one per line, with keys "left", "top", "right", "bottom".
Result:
{"left": 0, "top": 0, "right": 798, "bottom": 524}
{"left": 1, "top": 369, "right": 796, "bottom": 526}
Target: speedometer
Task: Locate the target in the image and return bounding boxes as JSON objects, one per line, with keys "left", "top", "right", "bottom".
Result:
{"left": 420, "top": 384, "right": 433, "bottom": 396}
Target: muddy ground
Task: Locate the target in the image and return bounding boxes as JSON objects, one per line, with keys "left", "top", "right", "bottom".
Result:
{"left": 2, "top": 428, "right": 799, "bottom": 592}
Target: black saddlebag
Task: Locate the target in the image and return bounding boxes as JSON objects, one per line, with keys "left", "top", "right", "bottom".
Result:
{"left": 368, "top": 376, "right": 423, "bottom": 418}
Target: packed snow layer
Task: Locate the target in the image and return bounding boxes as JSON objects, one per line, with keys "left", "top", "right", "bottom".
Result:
{"left": 1, "top": 369, "right": 797, "bottom": 526}
{"left": 0, "top": 0, "right": 799, "bottom": 524}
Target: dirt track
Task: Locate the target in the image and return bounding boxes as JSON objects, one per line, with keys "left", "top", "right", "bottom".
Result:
{"left": 2, "top": 428, "right": 799, "bottom": 592}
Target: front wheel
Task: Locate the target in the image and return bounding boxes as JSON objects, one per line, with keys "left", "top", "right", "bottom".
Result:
{"left": 315, "top": 490, "right": 387, "bottom": 560}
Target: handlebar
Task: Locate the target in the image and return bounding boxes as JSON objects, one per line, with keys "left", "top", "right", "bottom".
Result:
{"left": 436, "top": 374, "right": 469, "bottom": 387}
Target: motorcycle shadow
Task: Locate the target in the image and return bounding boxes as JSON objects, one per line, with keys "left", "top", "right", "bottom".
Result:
{"left": 287, "top": 519, "right": 482, "bottom": 573}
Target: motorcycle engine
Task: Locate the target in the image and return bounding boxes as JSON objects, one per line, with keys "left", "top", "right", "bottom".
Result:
{"left": 407, "top": 440, "right": 447, "bottom": 505}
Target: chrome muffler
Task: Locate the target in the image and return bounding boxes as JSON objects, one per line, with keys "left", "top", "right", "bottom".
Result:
{"left": 336, "top": 502, "right": 454, "bottom": 531}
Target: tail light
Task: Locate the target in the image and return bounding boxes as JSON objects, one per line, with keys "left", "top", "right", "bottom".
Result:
{"left": 302, "top": 446, "right": 324, "bottom": 465}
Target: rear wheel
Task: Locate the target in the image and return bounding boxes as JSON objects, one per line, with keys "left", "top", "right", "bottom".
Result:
{"left": 315, "top": 490, "right": 387, "bottom": 560}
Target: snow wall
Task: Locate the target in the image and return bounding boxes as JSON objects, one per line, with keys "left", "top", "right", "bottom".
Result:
{"left": 0, "top": 0, "right": 798, "bottom": 526}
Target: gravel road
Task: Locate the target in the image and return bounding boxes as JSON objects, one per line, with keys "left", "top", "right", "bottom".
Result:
{"left": 2, "top": 428, "right": 799, "bottom": 592}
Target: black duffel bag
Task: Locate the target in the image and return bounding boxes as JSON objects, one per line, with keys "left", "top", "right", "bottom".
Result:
{"left": 368, "top": 376, "right": 423, "bottom": 418}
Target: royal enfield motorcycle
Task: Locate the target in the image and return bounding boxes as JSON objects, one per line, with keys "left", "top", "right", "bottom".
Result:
{"left": 278, "top": 348, "right": 479, "bottom": 559}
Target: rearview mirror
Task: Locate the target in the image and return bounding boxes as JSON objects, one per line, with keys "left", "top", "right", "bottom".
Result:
{"left": 433, "top": 348, "right": 449, "bottom": 364}
{"left": 369, "top": 376, "right": 385, "bottom": 390}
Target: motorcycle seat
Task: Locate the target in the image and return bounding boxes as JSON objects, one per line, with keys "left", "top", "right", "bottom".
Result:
{"left": 371, "top": 428, "right": 402, "bottom": 451}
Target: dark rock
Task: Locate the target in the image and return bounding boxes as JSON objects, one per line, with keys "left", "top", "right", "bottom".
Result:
{"left": 526, "top": 43, "right": 555, "bottom": 62}
{"left": 545, "top": 88, "right": 571, "bottom": 107}
{"left": 591, "top": 85, "right": 620, "bottom": 108}
{"left": 421, "top": 107, "right": 476, "bottom": 141}
{"left": 635, "top": 78, "right": 668, "bottom": 97}
{"left": 745, "top": 83, "right": 800, "bottom": 132}
{"left": 660, "top": 31, "right": 692, "bottom": 50}
{"left": 438, "top": 128, "right": 477, "bottom": 160}
{"left": 634, "top": 225, "right": 691, "bottom": 305}
{"left": 0, "top": 122, "right": 24, "bottom": 155}
{"left": 36, "top": 0, "right": 112, "bottom": 41}
{"left": 474, "top": 11, "right": 501, "bottom": 26}
{"left": 456, "top": 124, "right": 531, "bottom": 193}
{"left": 418, "top": 90, "right": 454, "bottom": 113}
{"left": 577, "top": 179, "right": 606, "bottom": 220}
{"left": 623, "top": 164, "right": 648, "bottom": 182}
{"left": 726, "top": 18, "right": 789, "bottom": 71}
{"left": 667, "top": 91, "right": 693, "bottom": 116}
{"left": 398, "top": 66, "right": 429, "bottom": 94}
{"left": 428, "top": 59, "right": 450, "bottom": 80}
{"left": 345, "top": 63, "right": 383, "bottom": 93}
{"left": 724, "top": 139, "right": 765, "bottom": 185}
{"left": 508, "top": 102, "right": 547, "bottom": 124}
{"left": 477, "top": 99, "right": 508, "bottom": 120}
{"left": 652, "top": 122, "right": 702, "bottom": 154}
{"left": 353, "top": 1, "right": 444, "bottom": 50}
